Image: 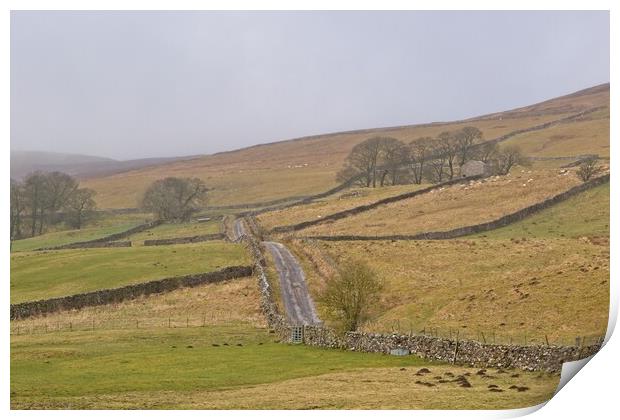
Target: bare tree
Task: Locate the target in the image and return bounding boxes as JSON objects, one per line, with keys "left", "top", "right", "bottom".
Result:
{"left": 437, "top": 131, "right": 458, "bottom": 180}
{"left": 320, "top": 259, "right": 383, "bottom": 333}
{"left": 10, "top": 179, "right": 26, "bottom": 240}
{"left": 494, "top": 146, "right": 530, "bottom": 175}
{"left": 473, "top": 142, "right": 499, "bottom": 163}
{"left": 426, "top": 152, "right": 448, "bottom": 183}
{"left": 43, "top": 171, "right": 79, "bottom": 227}
{"left": 142, "top": 177, "right": 208, "bottom": 221}
{"left": 576, "top": 157, "right": 602, "bottom": 182}
{"left": 379, "top": 138, "right": 407, "bottom": 186}
{"left": 22, "top": 172, "right": 49, "bottom": 237}
{"left": 64, "top": 188, "right": 97, "bottom": 229}
{"left": 339, "top": 137, "right": 400, "bottom": 188}
{"left": 455, "top": 126, "right": 483, "bottom": 166}
{"left": 408, "top": 137, "right": 432, "bottom": 184}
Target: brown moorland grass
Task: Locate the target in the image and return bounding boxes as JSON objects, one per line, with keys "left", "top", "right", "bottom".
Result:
{"left": 82, "top": 114, "right": 586, "bottom": 210}
{"left": 311, "top": 238, "right": 609, "bottom": 346}
{"left": 501, "top": 113, "right": 610, "bottom": 158}
{"left": 11, "top": 276, "right": 265, "bottom": 332}
{"left": 82, "top": 84, "right": 608, "bottom": 210}
{"left": 12, "top": 364, "right": 559, "bottom": 409}
{"left": 257, "top": 183, "right": 432, "bottom": 230}
{"left": 298, "top": 168, "right": 583, "bottom": 237}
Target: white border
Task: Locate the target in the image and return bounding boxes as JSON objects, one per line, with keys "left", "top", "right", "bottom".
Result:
{"left": 2, "top": 2, "right": 615, "bottom": 419}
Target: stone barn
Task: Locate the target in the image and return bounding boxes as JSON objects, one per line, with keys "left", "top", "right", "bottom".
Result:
{"left": 460, "top": 160, "right": 492, "bottom": 178}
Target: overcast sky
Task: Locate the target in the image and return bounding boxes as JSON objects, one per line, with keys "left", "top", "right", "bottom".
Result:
{"left": 11, "top": 11, "right": 609, "bottom": 160}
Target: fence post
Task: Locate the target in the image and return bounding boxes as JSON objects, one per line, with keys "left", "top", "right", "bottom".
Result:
{"left": 69, "top": 322, "right": 72, "bottom": 332}
{"left": 452, "top": 330, "right": 460, "bottom": 364}
{"left": 168, "top": 317, "right": 171, "bottom": 328}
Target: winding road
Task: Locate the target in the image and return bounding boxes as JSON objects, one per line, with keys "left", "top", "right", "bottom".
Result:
{"left": 232, "top": 218, "right": 248, "bottom": 241}
{"left": 263, "top": 241, "right": 321, "bottom": 326}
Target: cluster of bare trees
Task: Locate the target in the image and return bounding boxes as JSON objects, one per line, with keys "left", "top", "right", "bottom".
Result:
{"left": 141, "top": 177, "right": 208, "bottom": 222}
{"left": 10, "top": 172, "right": 97, "bottom": 240}
{"left": 337, "top": 126, "right": 529, "bottom": 187}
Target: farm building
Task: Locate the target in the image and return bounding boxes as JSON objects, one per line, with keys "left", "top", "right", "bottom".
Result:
{"left": 460, "top": 160, "right": 492, "bottom": 178}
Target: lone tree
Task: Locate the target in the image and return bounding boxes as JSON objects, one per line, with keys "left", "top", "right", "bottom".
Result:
{"left": 320, "top": 260, "right": 383, "bottom": 333}
{"left": 493, "top": 145, "right": 530, "bottom": 175}
{"left": 141, "top": 177, "right": 208, "bottom": 222}
{"left": 576, "top": 157, "right": 602, "bottom": 182}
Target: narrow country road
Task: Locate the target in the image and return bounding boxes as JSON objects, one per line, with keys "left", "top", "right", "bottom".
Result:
{"left": 262, "top": 241, "right": 321, "bottom": 326}
{"left": 232, "top": 218, "right": 247, "bottom": 241}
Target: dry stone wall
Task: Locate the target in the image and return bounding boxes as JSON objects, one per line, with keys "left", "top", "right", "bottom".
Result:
{"left": 240, "top": 214, "right": 604, "bottom": 372}
{"left": 35, "top": 220, "right": 163, "bottom": 251}
{"left": 36, "top": 240, "right": 133, "bottom": 250}
{"left": 143, "top": 233, "right": 224, "bottom": 246}
{"left": 271, "top": 176, "right": 484, "bottom": 234}
{"left": 237, "top": 107, "right": 604, "bottom": 218}
{"left": 305, "top": 174, "right": 609, "bottom": 242}
{"left": 302, "top": 327, "right": 601, "bottom": 372}
{"left": 10, "top": 265, "right": 252, "bottom": 320}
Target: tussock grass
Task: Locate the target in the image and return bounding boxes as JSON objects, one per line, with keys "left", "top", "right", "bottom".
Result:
{"left": 314, "top": 238, "right": 608, "bottom": 345}
{"left": 11, "top": 276, "right": 266, "bottom": 333}
{"left": 10, "top": 241, "right": 250, "bottom": 303}
{"left": 258, "top": 183, "right": 431, "bottom": 230}
{"left": 299, "top": 168, "right": 582, "bottom": 237}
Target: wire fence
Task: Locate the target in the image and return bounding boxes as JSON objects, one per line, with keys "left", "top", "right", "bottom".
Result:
{"left": 10, "top": 311, "right": 262, "bottom": 336}
{"left": 362, "top": 319, "right": 605, "bottom": 347}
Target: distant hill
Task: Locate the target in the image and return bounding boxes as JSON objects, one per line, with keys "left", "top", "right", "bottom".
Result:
{"left": 10, "top": 150, "right": 199, "bottom": 180}
{"left": 76, "top": 83, "right": 608, "bottom": 209}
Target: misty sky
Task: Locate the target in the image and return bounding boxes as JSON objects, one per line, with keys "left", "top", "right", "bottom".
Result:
{"left": 11, "top": 11, "right": 609, "bottom": 160}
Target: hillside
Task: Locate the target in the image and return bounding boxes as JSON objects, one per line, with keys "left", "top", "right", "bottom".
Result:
{"left": 81, "top": 83, "right": 609, "bottom": 209}
{"left": 10, "top": 150, "right": 197, "bottom": 180}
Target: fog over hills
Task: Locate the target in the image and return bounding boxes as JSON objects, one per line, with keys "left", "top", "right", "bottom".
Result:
{"left": 10, "top": 150, "right": 199, "bottom": 180}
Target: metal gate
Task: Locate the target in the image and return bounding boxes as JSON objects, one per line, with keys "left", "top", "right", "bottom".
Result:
{"left": 291, "top": 326, "right": 304, "bottom": 344}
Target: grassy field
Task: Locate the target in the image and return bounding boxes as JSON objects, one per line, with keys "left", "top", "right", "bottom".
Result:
{"left": 128, "top": 220, "right": 222, "bottom": 244}
{"left": 10, "top": 241, "right": 249, "bottom": 303}
{"left": 10, "top": 260, "right": 561, "bottom": 409}
{"left": 10, "top": 212, "right": 152, "bottom": 252}
{"left": 473, "top": 182, "right": 609, "bottom": 240}
{"left": 297, "top": 168, "right": 583, "bottom": 237}
{"left": 257, "top": 183, "right": 432, "bottom": 230}
{"left": 10, "top": 325, "right": 558, "bottom": 409}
